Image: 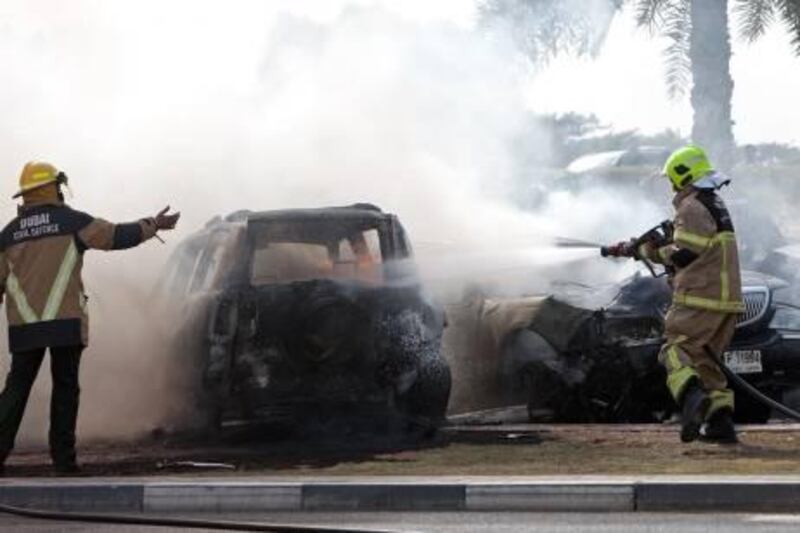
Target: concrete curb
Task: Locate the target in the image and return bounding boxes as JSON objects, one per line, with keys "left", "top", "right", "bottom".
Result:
{"left": 637, "top": 481, "right": 800, "bottom": 512}
{"left": 1, "top": 478, "right": 800, "bottom": 513}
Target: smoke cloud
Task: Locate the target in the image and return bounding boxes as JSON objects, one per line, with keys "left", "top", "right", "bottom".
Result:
{"left": 0, "top": 1, "right": 664, "bottom": 446}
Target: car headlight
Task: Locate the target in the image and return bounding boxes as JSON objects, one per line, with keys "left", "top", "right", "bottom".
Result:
{"left": 769, "top": 305, "right": 800, "bottom": 331}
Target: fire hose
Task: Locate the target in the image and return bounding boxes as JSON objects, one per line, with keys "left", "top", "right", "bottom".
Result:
{"left": 0, "top": 502, "right": 395, "bottom": 532}
{"left": 705, "top": 346, "right": 800, "bottom": 422}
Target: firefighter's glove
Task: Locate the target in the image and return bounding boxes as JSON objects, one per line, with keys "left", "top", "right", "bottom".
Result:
{"left": 155, "top": 206, "right": 181, "bottom": 231}
{"left": 605, "top": 239, "right": 636, "bottom": 258}
{"left": 636, "top": 241, "right": 656, "bottom": 262}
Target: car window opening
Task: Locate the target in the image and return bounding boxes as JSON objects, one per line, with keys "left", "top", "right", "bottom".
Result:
{"left": 251, "top": 229, "right": 383, "bottom": 285}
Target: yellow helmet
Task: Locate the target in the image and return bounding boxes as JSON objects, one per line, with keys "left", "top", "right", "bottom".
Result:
{"left": 663, "top": 145, "right": 714, "bottom": 191}
{"left": 13, "top": 161, "right": 66, "bottom": 199}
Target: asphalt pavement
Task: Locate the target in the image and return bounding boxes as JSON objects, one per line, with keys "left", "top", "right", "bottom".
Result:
{"left": 3, "top": 512, "right": 800, "bottom": 532}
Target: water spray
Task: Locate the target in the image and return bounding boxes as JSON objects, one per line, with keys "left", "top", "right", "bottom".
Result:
{"left": 553, "top": 220, "right": 674, "bottom": 278}
{"left": 552, "top": 237, "right": 604, "bottom": 250}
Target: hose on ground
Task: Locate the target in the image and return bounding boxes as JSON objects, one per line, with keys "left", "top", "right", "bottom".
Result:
{"left": 0, "top": 502, "right": 394, "bottom": 533}
{"left": 705, "top": 346, "right": 800, "bottom": 421}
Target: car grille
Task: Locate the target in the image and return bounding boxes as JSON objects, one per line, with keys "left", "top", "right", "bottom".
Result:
{"left": 737, "top": 287, "right": 770, "bottom": 328}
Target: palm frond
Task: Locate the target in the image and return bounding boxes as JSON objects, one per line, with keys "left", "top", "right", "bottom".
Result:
{"left": 634, "top": 0, "right": 672, "bottom": 33}
{"left": 735, "top": 0, "right": 775, "bottom": 43}
{"left": 478, "top": 0, "right": 621, "bottom": 64}
{"left": 776, "top": 0, "right": 800, "bottom": 54}
{"left": 629, "top": 1, "right": 691, "bottom": 100}
{"left": 660, "top": 0, "right": 692, "bottom": 100}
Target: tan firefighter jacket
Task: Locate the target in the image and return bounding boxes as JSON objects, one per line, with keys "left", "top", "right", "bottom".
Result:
{"left": 0, "top": 200, "right": 158, "bottom": 352}
{"left": 640, "top": 187, "right": 744, "bottom": 314}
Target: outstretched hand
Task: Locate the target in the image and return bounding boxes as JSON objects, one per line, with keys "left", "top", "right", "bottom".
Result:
{"left": 155, "top": 206, "right": 181, "bottom": 231}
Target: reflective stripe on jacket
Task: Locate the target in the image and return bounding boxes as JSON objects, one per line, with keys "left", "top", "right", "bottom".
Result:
{"left": 0, "top": 201, "right": 158, "bottom": 351}
{"left": 642, "top": 188, "right": 744, "bottom": 314}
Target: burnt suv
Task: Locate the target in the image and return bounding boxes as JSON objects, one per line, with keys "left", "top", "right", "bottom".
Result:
{"left": 493, "top": 270, "right": 800, "bottom": 423}
{"left": 160, "top": 204, "right": 450, "bottom": 435}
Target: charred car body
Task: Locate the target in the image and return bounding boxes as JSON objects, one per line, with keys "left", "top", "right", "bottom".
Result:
{"left": 485, "top": 270, "right": 800, "bottom": 424}
{"left": 162, "top": 204, "right": 450, "bottom": 434}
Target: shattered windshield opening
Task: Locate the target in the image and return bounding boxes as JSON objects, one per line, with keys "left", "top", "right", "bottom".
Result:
{"left": 250, "top": 223, "right": 383, "bottom": 285}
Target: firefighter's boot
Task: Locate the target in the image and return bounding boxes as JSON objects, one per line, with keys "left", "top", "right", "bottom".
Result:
{"left": 700, "top": 409, "right": 738, "bottom": 444}
{"left": 680, "top": 379, "right": 710, "bottom": 443}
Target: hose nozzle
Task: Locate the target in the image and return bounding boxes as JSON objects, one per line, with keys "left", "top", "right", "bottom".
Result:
{"left": 601, "top": 241, "right": 636, "bottom": 258}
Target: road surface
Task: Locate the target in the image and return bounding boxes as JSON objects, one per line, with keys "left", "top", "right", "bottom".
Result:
{"left": 3, "top": 512, "right": 800, "bottom": 532}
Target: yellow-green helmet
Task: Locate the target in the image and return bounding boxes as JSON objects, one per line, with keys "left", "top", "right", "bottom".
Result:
{"left": 663, "top": 145, "right": 714, "bottom": 190}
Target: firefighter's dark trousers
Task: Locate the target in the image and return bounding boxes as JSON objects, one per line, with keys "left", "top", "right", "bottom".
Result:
{"left": 0, "top": 346, "right": 83, "bottom": 466}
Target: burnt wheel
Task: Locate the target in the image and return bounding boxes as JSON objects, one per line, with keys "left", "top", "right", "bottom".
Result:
{"left": 397, "top": 356, "right": 451, "bottom": 436}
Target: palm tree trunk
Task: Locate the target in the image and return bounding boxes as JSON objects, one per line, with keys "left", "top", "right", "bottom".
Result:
{"left": 689, "top": 0, "right": 734, "bottom": 169}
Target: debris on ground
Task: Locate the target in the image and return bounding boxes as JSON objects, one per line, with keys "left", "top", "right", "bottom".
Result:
{"left": 155, "top": 460, "right": 237, "bottom": 471}
{"left": 5, "top": 424, "right": 800, "bottom": 477}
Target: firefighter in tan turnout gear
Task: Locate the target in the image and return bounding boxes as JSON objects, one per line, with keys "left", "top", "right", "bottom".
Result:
{"left": 610, "top": 145, "right": 743, "bottom": 444}
{"left": 0, "top": 162, "right": 180, "bottom": 474}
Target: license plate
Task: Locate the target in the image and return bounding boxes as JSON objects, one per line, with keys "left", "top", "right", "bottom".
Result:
{"left": 723, "top": 350, "right": 763, "bottom": 374}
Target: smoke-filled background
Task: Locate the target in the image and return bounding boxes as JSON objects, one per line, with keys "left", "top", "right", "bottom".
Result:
{"left": 0, "top": 0, "right": 798, "bottom": 444}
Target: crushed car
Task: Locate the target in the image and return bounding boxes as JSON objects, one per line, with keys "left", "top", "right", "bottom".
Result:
{"left": 449, "top": 270, "right": 800, "bottom": 424}
{"left": 159, "top": 204, "right": 450, "bottom": 435}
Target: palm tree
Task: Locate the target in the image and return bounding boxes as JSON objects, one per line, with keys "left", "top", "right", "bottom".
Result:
{"left": 481, "top": 0, "right": 800, "bottom": 168}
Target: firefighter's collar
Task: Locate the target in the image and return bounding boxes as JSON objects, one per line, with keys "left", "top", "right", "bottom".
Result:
{"left": 673, "top": 186, "right": 694, "bottom": 206}
{"left": 18, "top": 198, "right": 64, "bottom": 213}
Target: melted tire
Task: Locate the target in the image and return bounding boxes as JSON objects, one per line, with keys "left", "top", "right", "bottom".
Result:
{"left": 398, "top": 356, "right": 451, "bottom": 429}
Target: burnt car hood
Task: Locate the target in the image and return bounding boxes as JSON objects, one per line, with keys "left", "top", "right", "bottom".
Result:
{"left": 551, "top": 269, "right": 788, "bottom": 311}
{"left": 471, "top": 269, "right": 790, "bottom": 356}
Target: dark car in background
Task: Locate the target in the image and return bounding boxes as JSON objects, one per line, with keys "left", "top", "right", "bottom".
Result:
{"left": 493, "top": 270, "right": 800, "bottom": 424}
{"left": 160, "top": 204, "right": 451, "bottom": 436}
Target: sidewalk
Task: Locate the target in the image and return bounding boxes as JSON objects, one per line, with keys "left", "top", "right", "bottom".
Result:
{"left": 2, "top": 476, "right": 800, "bottom": 513}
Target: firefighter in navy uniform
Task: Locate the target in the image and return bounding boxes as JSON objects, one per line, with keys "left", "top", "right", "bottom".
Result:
{"left": 0, "top": 162, "right": 179, "bottom": 474}
{"left": 637, "top": 146, "right": 743, "bottom": 444}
